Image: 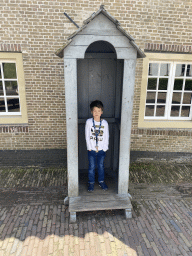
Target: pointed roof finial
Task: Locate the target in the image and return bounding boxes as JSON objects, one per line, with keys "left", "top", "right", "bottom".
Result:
{"left": 100, "top": 5, "right": 105, "bottom": 10}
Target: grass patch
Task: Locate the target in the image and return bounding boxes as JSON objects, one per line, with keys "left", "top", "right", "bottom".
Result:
{"left": 1, "top": 163, "right": 192, "bottom": 188}
{"left": 0, "top": 167, "right": 67, "bottom": 188}
{"left": 131, "top": 200, "right": 141, "bottom": 216}
{"left": 129, "top": 162, "right": 192, "bottom": 184}
{"left": 129, "top": 163, "right": 160, "bottom": 183}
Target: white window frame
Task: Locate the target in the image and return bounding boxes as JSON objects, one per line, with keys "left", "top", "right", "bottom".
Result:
{"left": 0, "top": 52, "right": 28, "bottom": 124}
{"left": 0, "top": 60, "right": 21, "bottom": 115}
{"left": 145, "top": 61, "right": 192, "bottom": 121}
{"left": 138, "top": 52, "right": 192, "bottom": 129}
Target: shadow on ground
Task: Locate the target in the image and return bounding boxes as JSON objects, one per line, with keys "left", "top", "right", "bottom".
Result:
{"left": 0, "top": 163, "right": 192, "bottom": 255}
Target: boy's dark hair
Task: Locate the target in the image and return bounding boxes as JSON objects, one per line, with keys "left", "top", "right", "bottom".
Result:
{"left": 90, "top": 100, "right": 104, "bottom": 111}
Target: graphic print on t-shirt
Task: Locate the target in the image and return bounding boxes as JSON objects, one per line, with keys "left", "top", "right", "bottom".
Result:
{"left": 90, "top": 125, "right": 104, "bottom": 142}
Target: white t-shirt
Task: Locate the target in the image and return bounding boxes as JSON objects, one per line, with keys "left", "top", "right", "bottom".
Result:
{"left": 85, "top": 118, "right": 109, "bottom": 152}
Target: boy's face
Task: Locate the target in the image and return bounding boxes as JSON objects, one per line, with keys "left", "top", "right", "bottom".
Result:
{"left": 92, "top": 107, "right": 103, "bottom": 121}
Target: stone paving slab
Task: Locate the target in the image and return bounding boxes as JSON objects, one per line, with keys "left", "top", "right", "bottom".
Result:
{"left": 0, "top": 165, "right": 192, "bottom": 255}
{"left": 0, "top": 185, "right": 192, "bottom": 255}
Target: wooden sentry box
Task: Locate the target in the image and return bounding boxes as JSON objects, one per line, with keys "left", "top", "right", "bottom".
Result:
{"left": 56, "top": 6, "right": 145, "bottom": 223}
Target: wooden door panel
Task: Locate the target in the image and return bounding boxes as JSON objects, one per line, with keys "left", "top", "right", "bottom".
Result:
{"left": 78, "top": 58, "right": 120, "bottom": 170}
{"left": 78, "top": 123, "right": 88, "bottom": 169}
{"left": 101, "top": 59, "right": 116, "bottom": 118}
{"left": 77, "top": 59, "right": 89, "bottom": 119}
{"left": 88, "top": 59, "right": 102, "bottom": 116}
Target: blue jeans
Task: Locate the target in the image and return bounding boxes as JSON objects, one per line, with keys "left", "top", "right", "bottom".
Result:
{"left": 88, "top": 150, "right": 106, "bottom": 184}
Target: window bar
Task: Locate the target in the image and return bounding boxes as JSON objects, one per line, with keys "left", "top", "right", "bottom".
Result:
{"left": 168, "top": 63, "right": 176, "bottom": 118}
{"left": 1, "top": 62, "right": 8, "bottom": 113}
{"left": 154, "top": 63, "right": 161, "bottom": 117}
{"left": 166, "top": 64, "right": 169, "bottom": 76}
{"left": 148, "top": 63, "right": 151, "bottom": 76}
{"left": 190, "top": 94, "right": 192, "bottom": 119}
{"left": 180, "top": 78, "right": 185, "bottom": 118}
{"left": 180, "top": 65, "right": 188, "bottom": 117}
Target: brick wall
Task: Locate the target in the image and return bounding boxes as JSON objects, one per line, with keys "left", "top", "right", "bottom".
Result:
{"left": 1, "top": 0, "right": 192, "bottom": 153}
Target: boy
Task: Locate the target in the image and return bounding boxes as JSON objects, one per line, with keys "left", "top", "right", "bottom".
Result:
{"left": 85, "top": 100, "right": 109, "bottom": 192}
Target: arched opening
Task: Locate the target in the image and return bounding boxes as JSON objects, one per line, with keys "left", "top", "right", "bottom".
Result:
{"left": 77, "top": 40, "right": 124, "bottom": 196}
{"left": 85, "top": 40, "right": 117, "bottom": 56}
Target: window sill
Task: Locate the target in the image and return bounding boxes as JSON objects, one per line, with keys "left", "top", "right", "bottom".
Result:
{"left": 0, "top": 115, "right": 28, "bottom": 125}
{"left": 138, "top": 119, "right": 192, "bottom": 129}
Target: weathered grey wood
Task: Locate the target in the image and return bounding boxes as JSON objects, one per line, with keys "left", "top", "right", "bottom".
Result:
{"left": 70, "top": 35, "right": 132, "bottom": 48}
{"left": 107, "top": 123, "right": 113, "bottom": 168}
{"left": 70, "top": 194, "right": 131, "bottom": 202}
{"left": 85, "top": 53, "right": 116, "bottom": 59}
{"left": 79, "top": 13, "right": 122, "bottom": 35}
{"left": 64, "top": 58, "right": 79, "bottom": 197}
{"left": 100, "top": 59, "right": 116, "bottom": 117}
{"left": 83, "top": 8, "right": 120, "bottom": 27}
{"left": 56, "top": 8, "right": 145, "bottom": 59}
{"left": 113, "top": 60, "right": 123, "bottom": 171}
{"left": 115, "top": 60, "right": 123, "bottom": 119}
{"left": 125, "top": 208, "right": 132, "bottom": 219}
{"left": 79, "top": 29, "right": 123, "bottom": 36}
{"left": 118, "top": 57, "right": 137, "bottom": 195}
{"left": 70, "top": 212, "right": 77, "bottom": 223}
{"left": 77, "top": 58, "right": 118, "bottom": 170}
{"left": 65, "top": 41, "right": 135, "bottom": 60}
{"left": 89, "top": 59, "right": 102, "bottom": 103}
{"left": 77, "top": 59, "right": 89, "bottom": 119}
{"left": 64, "top": 45, "right": 87, "bottom": 59}
{"left": 116, "top": 47, "right": 137, "bottom": 59}
{"left": 78, "top": 123, "right": 88, "bottom": 170}
{"left": 69, "top": 194, "right": 132, "bottom": 212}
{"left": 62, "top": 8, "right": 144, "bottom": 219}
{"left": 113, "top": 124, "right": 119, "bottom": 171}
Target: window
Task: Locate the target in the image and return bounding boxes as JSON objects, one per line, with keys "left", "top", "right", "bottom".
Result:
{"left": 139, "top": 53, "right": 192, "bottom": 129}
{"left": 145, "top": 62, "right": 192, "bottom": 120}
{"left": 0, "top": 53, "right": 28, "bottom": 124}
{"left": 0, "top": 62, "right": 20, "bottom": 114}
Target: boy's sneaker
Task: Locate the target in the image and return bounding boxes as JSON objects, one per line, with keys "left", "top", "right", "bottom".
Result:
{"left": 88, "top": 183, "right": 94, "bottom": 192}
{"left": 99, "top": 182, "right": 108, "bottom": 191}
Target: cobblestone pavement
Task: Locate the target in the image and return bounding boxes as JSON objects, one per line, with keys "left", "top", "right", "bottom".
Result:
{"left": 0, "top": 169, "right": 192, "bottom": 255}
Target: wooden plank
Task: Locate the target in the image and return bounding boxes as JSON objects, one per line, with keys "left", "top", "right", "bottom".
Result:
{"left": 79, "top": 13, "right": 122, "bottom": 35}
{"left": 78, "top": 123, "right": 88, "bottom": 170}
{"left": 69, "top": 194, "right": 132, "bottom": 212}
{"left": 85, "top": 53, "right": 116, "bottom": 59}
{"left": 79, "top": 29, "right": 122, "bottom": 36}
{"left": 115, "top": 60, "right": 123, "bottom": 119}
{"left": 88, "top": 59, "right": 102, "bottom": 103}
{"left": 106, "top": 123, "right": 113, "bottom": 168}
{"left": 118, "top": 58, "right": 137, "bottom": 194}
{"left": 64, "top": 58, "right": 79, "bottom": 197}
{"left": 77, "top": 59, "right": 89, "bottom": 119}
{"left": 113, "top": 123, "right": 119, "bottom": 171}
{"left": 72, "top": 194, "right": 130, "bottom": 201}
{"left": 64, "top": 45, "right": 87, "bottom": 59}
{"left": 77, "top": 59, "right": 89, "bottom": 170}
{"left": 100, "top": 59, "right": 116, "bottom": 118}
{"left": 113, "top": 60, "right": 123, "bottom": 171}
{"left": 70, "top": 35, "right": 132, "bottom": 48}
{"left": 116, "top": 47, "right": 137, "bottom": 59}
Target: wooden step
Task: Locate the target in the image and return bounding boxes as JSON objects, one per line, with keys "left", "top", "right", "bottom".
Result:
{"left": 69, "top": 193, "right": 132, "bottom": 212}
